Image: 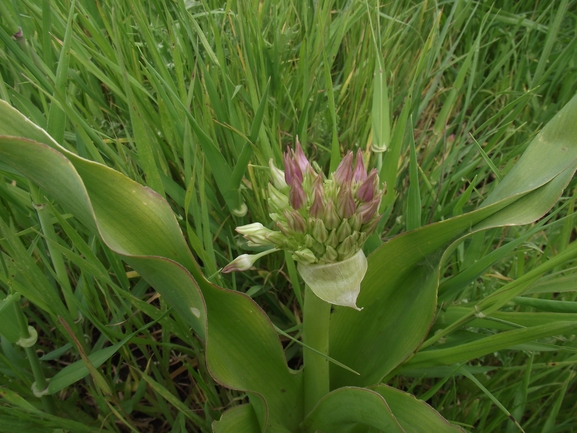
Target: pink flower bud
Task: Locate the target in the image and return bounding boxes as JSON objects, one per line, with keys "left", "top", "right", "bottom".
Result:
{"left": 358, "top": 195, "right": 381, "bottom": 223}
{"left": 309, "top": 176, "right": 326, "bottom": 218}
{"left": 353, "top": 149, "right": 367, "bottom": 182}
{"left": 294, "top": 137, "right": 313, "bottom": 175}
{"left": 336, "top": 184, "right": 356, "bottom": 218}
{"left": 284, "top": 209, "right": 307, "bottom": 233}
{"left": 334, "top": 151, "right": 354, "bottom": 184}
{"left": 357, "top": 169, "right": 378, "bottom": 202}
{"left": 289, "top": 181, "right": 307, "bottom": 209}
{"left": 283, "top": 150, "right": 303, "bottom": 187}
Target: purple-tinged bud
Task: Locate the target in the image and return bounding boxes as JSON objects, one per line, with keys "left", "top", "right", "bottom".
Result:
{"left": 323, "top": 200, "right": 340, "bottom": 230}
{"left": 334, "top": 151, "right": 354, "bottom": 184}
{"left": 222, "top": 248, "right": 279, "bottom": 273}
{"left": 284, "top": 150, "right": 303, "bottom": 186}
{"left": 309, "top": 176, "right": 326, "bottom": 218}
{"left": 294, "top": 138, "right": 313, "bottom": 175}
{"left": 353, "top": 149, "right": 367, "bottom": 182}
{"left": 276, "top": 220, "right": 290, "bottom": 236}
{"left": 336, "top": 219, "right": 352, "bottom": 243}
{"left": 289, "top": 181, "right": 307, "bottom": 209}
{"left": 357, "top": 169, "right": 379, "bottom": 202}
{"left": 362, "top": 214, "right": 382, "bottom": 234}
{"left": 269, "top": 159, "right": 288, "bottom": 190}
{"left": 293, "top": 248, "right": 317, "bottom": 264}
{"left": 222, "top": 254, "right": 256, "bottom": 273}
{"left": 337, "top": 184, "right": 356, "bottom": 219}
{"left": 358, "top": 195, "right": 382, "bottom": 223}
{"left": 311, "top": 218, "right": 328, "bottom": 243}
{"left": 284, "top": 209, "right": 307, "bottom": 233}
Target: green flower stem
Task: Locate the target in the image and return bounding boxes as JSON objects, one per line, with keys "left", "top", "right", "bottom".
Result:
{"left": 13, "top": 300, "right": 56, "bottom": 414}
{"left": 302, "top": 284, "right": 331, "bottom": 415}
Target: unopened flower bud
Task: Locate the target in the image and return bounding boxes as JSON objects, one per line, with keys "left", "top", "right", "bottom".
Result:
{"left": 334, "top": 151, "right": 354, "bottom": 184}
{"left": 222, "top": 248, "right": 278, "bottom": 273}
{"left": 337, "top": 235, "right": 356, "bottom": 259}
{"left": 326, "top": 229, "right": 339, "bottom": 248}
{"left": 358, "top": 196, "right": 382, "bottom": 224}
{"left": 284, "top": 151, "right": 303, "bottom": 187}
{"left": 289, "top": 181, "right": 307, "bottom": 209}
{"left": 269, "top": 159, "right": 288, "bottom": 190}
{"left": 309, "top": 177, "right": 326, "bottom": 218}
{"left": 336, "top": 219, "right": 352, "bottom": 243}
{"left": 357, "top": 169, "right": 379, "bottom": 202}
{"left": 323, "top": 200, "right": 340, "bottom": 230}
{"left": 284, "top": 209, "right": 307, "bottom": 233}
{"left": 294, "top": 138, "right": 313, "bottom": 175}
{"left": 268, "top": 184, "right": 289, "bottom": 213}
{"left": 324, "top": 246, "right": 338, "bottom": 262}
{"left": 353, "top": 149, "right": 367, "bottom": 182}
{"left": 311, "top": 218, "right": 328, "bottom": 243}
{"left": 336, "top": 184, "right": 356, "bottom": 219}
{"left": 293, "top": 248, "right": 317, "bottom": 264}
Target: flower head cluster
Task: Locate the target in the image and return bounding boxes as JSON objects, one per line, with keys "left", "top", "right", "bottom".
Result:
{"left": 223, "top": 140, "right": 385, "bottom": 309}
{"left": 223, "top": 140, "right": 384, "bottom": 271}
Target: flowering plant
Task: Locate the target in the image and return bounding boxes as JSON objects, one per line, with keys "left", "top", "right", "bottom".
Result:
{"left": 1, "top": 94, "right": 577, "bottom": 432}
{"left": 225, "top": 141, "right": 384, "bottom": 309}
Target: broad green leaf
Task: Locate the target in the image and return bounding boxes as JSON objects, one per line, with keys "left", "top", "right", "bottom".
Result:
{"left": 213, "top": 404, "right": 261, "bottom": 433}
{"left": 301, "top": 387, "right": 404, "bottom": 433}
{"left": 200, "top": 281, "right": 303, "bottom": 432}
{"left": 330, "top": 94, "right": 577, "bottom": 388}
{"left": 370, "top": 385, "right": 464, "bottom": 432}
{"left": 0, "top": 100, "right": 303, "bottom": 431}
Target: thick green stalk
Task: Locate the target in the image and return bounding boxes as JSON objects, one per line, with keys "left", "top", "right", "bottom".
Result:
{"left": 302, "top": 284, "right": 331, "bottom": 415}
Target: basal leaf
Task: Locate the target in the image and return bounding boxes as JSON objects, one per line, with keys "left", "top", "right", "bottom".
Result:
{"left": 301, "top": 387, "right": 404, "bottom": 433}
{"left": 213, "top": 404, "right": 261, "bottom": 433}
{"left": 370, "top": 385, "right": 464, "bottom": 432}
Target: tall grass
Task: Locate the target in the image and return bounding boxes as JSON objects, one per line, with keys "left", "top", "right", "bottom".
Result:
{"left": 0, "top": 0, "right": 576, "bottom": 431}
